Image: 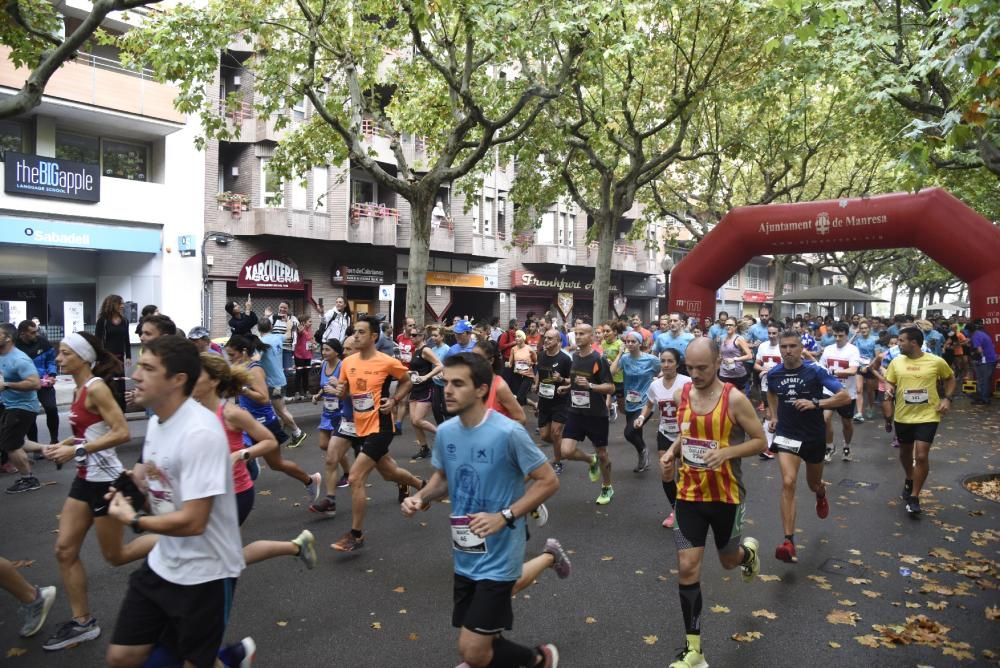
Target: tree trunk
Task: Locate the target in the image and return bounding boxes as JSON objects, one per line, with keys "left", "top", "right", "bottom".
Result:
{"left": 591, "top": 213, "right": 616, "bottom": 324}
{"left": 917, "top": 287, "right": 926, "bottom": 313}
{"left": 905, "top": 285, "right": 915, "bottom": 315}
{"left": 771, "top": 257, "right": 787, "bottom": 321}
{"left": 406, "top": 196, "right": 433, "bottom": 327}
{"left": 890, "top": 281, "right": 898, "bottom": 316}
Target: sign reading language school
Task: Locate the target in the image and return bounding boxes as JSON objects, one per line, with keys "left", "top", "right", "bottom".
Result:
{"left": 237, "top": 252, "right": 303, "bottom": 290}
{"left": 4, "top": 152, "right": 100, "bottom": 203}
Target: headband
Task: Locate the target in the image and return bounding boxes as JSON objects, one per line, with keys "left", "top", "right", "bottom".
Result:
{"left": 64, "top": 332, "right": 97, "bottom": 368}
{"left": 624, "top": 331, "right": 643, "bottom": 343}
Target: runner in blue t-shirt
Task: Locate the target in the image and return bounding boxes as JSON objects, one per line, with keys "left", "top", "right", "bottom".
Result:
{"left": 611, "top": 331, "right": 660, "bottom": 473}
{"left": 0, "top": 322, "right": 42, "bottom": 494}
{"left": 402, "top": 352, "right": 563, "bottom": 668}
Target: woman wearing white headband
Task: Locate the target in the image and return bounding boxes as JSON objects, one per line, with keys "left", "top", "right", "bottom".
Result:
{"left": 37, "top": 331, "right": 131, "bottom": 651}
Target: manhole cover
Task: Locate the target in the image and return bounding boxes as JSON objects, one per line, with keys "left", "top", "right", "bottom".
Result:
{"left": 818, "top": 558, "right": 867, "bottom": 578}
{"left": 837, "top": 479, "right": 879, "bottom": 490}
{"left": 963, "top": 473, "right": 999, "bottom": 503}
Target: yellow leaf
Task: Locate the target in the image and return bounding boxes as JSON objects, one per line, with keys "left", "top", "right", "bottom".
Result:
{"left": 905, "top": 602, "right": 921, "bottom": 609}
{"left": 848, "top": 549, "right": 861, "bottom": 555}
{"left": 393, "top": 586, "right": 406, "bottom": 593}
{"left": 826, "top": 609, "right": 861, "bottom": 626}
{"left": 600, "top": 556, "right": 614, "bottom": 561}
{"left": 398, "top": 609, "right": 407, "bottom": 614}
{"left": 875, "top": 551, "right": 892, "bottom": 557}
{"left": 731, "top": 631, "right": 763, "bottom": 643}
{"left": 257, "top": 489, "right": 272, "bottom": 496}
{"left": 926, "top": 601, "right": 948, "bottom": 611}
{"left": 371, "top": 622, "right": 382, "bottom": 630}
{"left": 6, "top": 648, "right": 27, "bottom": 657}
{"left": 854, "top": 635, "right": 881, "bottom": 648}
{"left": 635, "top": 570, "right": 644, "bottom": 575}
{"left": 642, "top": 635, "right": 658, "bottom": 645}
{"left": 862, "top": 590, "right": 881, "bottom": 599}
{"left": 276, "top": 621, "right": 288, "bottom": 627}
{"left": 986, "top": 605, "right": 1000, "bottom": 621}
{"left": 828, "top": 641, "right": 841, "bottom": 649}
{"left": 585, "top": 617, "right": 597, "bottom": 624}
{"left": 838, "top": 600, "right": 856, "bottom": 607}
{"left": 846, "top": 577, "right": 871, "bottom": 585}
{"left": 408, "top": 632, "right": 419, "bottom": 641}
{"left": 752, "top": 609, "right": 777, "bottom": 620}
{"left": 943, "top": 646, "right": 975, "bottom": 661}
{"left": 758, "top": 574, "right": 781, "bottom": 582}
{"left": 710, "top": 605, "right": 730, "bottom": 614}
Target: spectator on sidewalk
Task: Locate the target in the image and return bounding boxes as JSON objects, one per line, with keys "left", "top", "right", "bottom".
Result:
{"left": 226, "top": 297, "right": 259, "bottom": 336}
{"left": 15, "top": 321, "right": 59, "bottom": 449}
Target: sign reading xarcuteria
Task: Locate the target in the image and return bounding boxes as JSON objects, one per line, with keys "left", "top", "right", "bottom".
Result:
{"left": 4, "top": 152, "right": 100, "bottom": 202}
{"left": 238, "top": 252, "right": 303, "bottom": 290}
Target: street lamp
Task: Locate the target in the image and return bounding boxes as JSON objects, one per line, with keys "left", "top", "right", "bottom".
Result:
{"left": 661, "top": 254, "right": 675, "bottom": 317}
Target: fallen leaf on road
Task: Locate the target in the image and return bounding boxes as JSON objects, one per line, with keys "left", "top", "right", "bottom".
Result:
{"left": 6, "top": 648, "right": 27, "bottom": 657}
{"left": 854, "top": 635, "right": 881, "bottom": 648}
{"left": 876, "top": 551, "right": 892, "bottom": 558}
{"left": 846, "top": 577, "right": 871, "bottom": 585}
{"left": 926, "top": 601, "right": 948, "bottom": 610}
{"left": 585, "top": 617, "right": 597, "bottom": 624}
{"left": 643, "top": 635, "right": 658, "bottom": 645}
{"left": 257, "top": 490, "right": 272, "bottom": 496}
{"left": 408, "top": 633, "right": 418, "bottom": 641}
{"left": 838, "top": 600, "right": 857, "bottom": 607}
{"left": 942, "top": 646, "right": 974, "bottom": 661}
{"left": 986, "top": 606, "right": 1000, "bottom": 621}
{"left": 600, "top": 556, "right": 614, "bottom": 561}
{"left": 731, "top": 631, "right": 763, "bottom": 643}
{"left": 758, "top": 574, "right": 781, "bottom": 582}
{"left": 752, "top": 609, "right": 777, "bottom": 619}
{"left": 828, "top": 641, "right": 841, "bottom": 649}
{"left": 635, "top": 570, "right": 644, "bottom": 575}
{"left": 898, "top": 554, "right": 923, "bottom": 565}
{"left": 905, "top": 602, "right": 921, "bottom": 609}
{"left": 848, "top": 549, "right": 861, "bottom": 555}
{"left": 276, "top": 621, "right": 287, "bottom": 627}
{"left": 710, "top": 605, "right": 730, "bottom": 614}
{"left": 827, "top": 609, "right": 861, "bottom": 626}
{"left": 370, "top": 622, "right": 382, "bottom": 630}
{"left": 398, "top": 609, "right": 407, "bottom": 614}
{"left": 393, "top": 586, "right": 406, "bottom": 593}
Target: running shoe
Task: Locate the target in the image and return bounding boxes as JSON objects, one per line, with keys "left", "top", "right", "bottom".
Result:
{"left": 609, "top": 403, "right": 618, "bottom": 423}
{"left": 662, "top": 512, "right": 675, "bottom": 529}
{"left": 841, "top": 446, "right": 851, "bottom": 462}
{"left": 6, "top": 476, "right": 40, "bottom": 494}
{"left": 309, "top": 495, "right": 336, "bottom": 517}
{"left": 218, "top": 636, "right": 256, "bottom": 668}
{"left": 537, "top": 643, "right": 560, "bottom": 668}
{"left": 587, "top": 454, "right": 600, "bottom": 482}
{"left": 305, "top": 472, "right": 322, "bottom": 504}
{"left": 816, "top": 491, "right": 829, "bottom": 519}
{"left": 292, "top": 530, "right": 317, "bottom": 569}
{"left": 669, "top": 645, "right": 708, "bottom": 668}
{"left": 18, "top": 585, "right": 55, "bottom": 637}
{"left": 288, "top": 431, "right": 308, "bottom": 449}
{"left": 414, "top": 445, "right": 431, "bottom": 460}
{"left": 775, "top": 539, "right": 798, "bottom": 563}
{"left": 42, "top": 617, "right": 101, "bottom": 651}
{"left": 892, "top": 436, "right": 900, "bottom": 448}
{"left": 905, "top": 496, "right": 922, "bottom": 516}
{"left": 331, "top": 531, "right": 364, "bottom": 552}
{"left": 852, "top": 413, "right": 865, "bottom": 423}
{"left": 633, "top": 448, "right": 649, "bottom": 473}
{"left": 543, "top": 538, "right": 572, "bottom": 579}
{"left": 758, "top": 449, "right": 774, "bottom": 461}
{"left": 336, "top": 475, "right": 349, "bottom": 488}
{"left": 884, "top": 418, "right": 893, "bottom": 433}
{"left": 864, "top": 407, "right": 874, "bottom": 420}
{"left": 740, "top": 537, "right": 760, "bottom": 582}
{"left": 595, "top": 486, "right": 614, "bottom": 505}
{"left": 824, "top": 445, "right": 835, "bottom": 463}
{"left": 531, "top": 503, "right": 549, "bottom": 527}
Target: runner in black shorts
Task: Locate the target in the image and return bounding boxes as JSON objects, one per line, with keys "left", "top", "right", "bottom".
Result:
{"left": 558, "top": 324, "right": 616, "bottom": 505}
{"left": 406, "top": 326, "right": 443, "bottom": 460}
{"left": 533, "top": 329, "right": 572, "bottom": 475}
{"left": 766, "top": 331, "right": 850, "bottom": 564}
{"left": 0, "top": 322, "right": 42, "bottom": 494}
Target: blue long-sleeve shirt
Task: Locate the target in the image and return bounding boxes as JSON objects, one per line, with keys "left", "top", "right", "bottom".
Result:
{"left": 15, "top": 336, "right": 57, "bottom": 377}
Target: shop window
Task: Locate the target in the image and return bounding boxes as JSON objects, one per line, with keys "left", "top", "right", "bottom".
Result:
{"left": 0, "top": 120, "right": 26, "bottom": 161}
{"left": 261, "top": 158, "right": 281, "bottom": 206}
{"left": 312, "top": 166, "right": 327, "bottom": 212}
{"left": 56, "top": 132, "right": 100, "bottom": 165}
{"left": 102, "top": 139, "right": 147, "bottom": 181}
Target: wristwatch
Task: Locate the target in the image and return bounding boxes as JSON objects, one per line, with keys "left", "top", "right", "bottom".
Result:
{"left": 130, "top": 511, "right": 148, "bottom": 534}
{"left": 500, "top": 508, "right": 516, "bottom": 529}
{"left": 74, "top": 445, "right": 87, "bottom": 460}
{"left": 241, "top": 449, "right": 252, "bottom": 461}
{"left": 811, "top": 398, "right": 821, "bottom": 409}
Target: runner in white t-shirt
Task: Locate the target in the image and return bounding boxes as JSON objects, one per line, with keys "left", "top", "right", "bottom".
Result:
{"left": 818, "top": 323, "right": 861, "bottom": 462}
{"left": 636, "top": 349, "right": 691, "bottom": 528}
{"left": 753, "top": 324, "right": 783, "bottom": 460}
{"left": 106, "top": 337, "right": 244, "bottom": 668}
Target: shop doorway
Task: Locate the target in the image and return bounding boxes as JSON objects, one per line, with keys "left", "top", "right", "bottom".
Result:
{"left": 445, "top": 290, "right": 498, "bottom": 324}
{"left": 349, "top": 300, "right": 374, "bottom": 317}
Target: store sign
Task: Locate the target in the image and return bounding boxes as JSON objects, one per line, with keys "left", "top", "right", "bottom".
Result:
{"left": 332, "top": 265, "right": 385, "bottom": 285}
{"left": 743, "top": 290, "right": 771, "bottom": 303}
{"left": 0, "top": 215, "right": 160, "bottom": 253}
{"left": 623, "top": 276, "right": 659, "bottom": 298}
{"left": 426, "top": 271, "right": 485, "bottom": 288}
{"left": 511, "top": 270, "right": 618, "bottom": 294}
{"left": 4, "top": 152, "right": 100, "bottom": 202}
{"left": 237, "top": 252, "right": 303, "bottom": 290}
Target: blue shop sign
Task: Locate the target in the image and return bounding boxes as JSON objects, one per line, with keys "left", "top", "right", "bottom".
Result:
{"left": 0, "top": 216, "right": 161, "bottom": 253}
{"left": 4, "top": 152, "right": 101, "bottom": 203}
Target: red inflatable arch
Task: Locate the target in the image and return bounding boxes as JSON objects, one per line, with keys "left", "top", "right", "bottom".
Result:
{"left": 669, "top": 188, "right": 1000, "bottom": 381}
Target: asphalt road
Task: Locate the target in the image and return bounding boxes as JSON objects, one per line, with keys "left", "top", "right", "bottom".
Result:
{"left": 1, "top": 397, "right": 997, "bottom": 667}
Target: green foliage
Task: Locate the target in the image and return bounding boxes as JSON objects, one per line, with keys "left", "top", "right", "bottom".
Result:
{"left": 0, "top": 0, "right": 64, "bottom": 69}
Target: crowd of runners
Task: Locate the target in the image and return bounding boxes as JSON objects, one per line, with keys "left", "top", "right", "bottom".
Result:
{"left": 0, "top": 295, "right": 992, "bottom": 667}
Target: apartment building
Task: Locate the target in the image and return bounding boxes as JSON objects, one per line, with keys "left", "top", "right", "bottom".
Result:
{"left": 0, "top": 6, "right": 204, "bottom": 340}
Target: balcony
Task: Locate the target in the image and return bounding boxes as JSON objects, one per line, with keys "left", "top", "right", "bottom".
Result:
{"left": 226, "top": 206, "right": 331, "bottom": 240}
{"left": 472, "top": 232, "right": 505, "bottom": 258}
{"left": 348, "top": 202, "right": 398, "bottom": 246}
{"left": 586, "top": 240, "right": 658, "bottom": 274}
{"left": 359, "top": 118, "right": 427, "bottom": 166}
{"left": 520, "top": 241, "right": 578, "bottom": 266}
{"left": 0, "top": 47, "right": 184, "bottom": 126}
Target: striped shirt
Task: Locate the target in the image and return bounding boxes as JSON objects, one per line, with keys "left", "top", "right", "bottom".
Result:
{"left": 675, "top": 383, "right": 745, "bottom": 504}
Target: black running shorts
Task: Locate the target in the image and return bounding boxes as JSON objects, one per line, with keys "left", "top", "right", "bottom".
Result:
{"left": 894, "top": 421, "right": 938, "bottom": 445}
{"left": 562, "top": 414, "right": 609, "bottom": 447}
{"left": 673, "top": 500, "right": 744, "bottom": 554}
{"left": 452, "top": 574, "right": 514, "bottom": 635}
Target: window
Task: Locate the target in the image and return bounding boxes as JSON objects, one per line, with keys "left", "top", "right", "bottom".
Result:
{"left": 351, "top": 179, "right": 374, "bottom": 205}
{"left": 261, "top": 158, "right": 281, "bottom": 207}
{"left": 102, "top": 139, "right": 147, "bottom": 181}
{"left": 746, "top": 264, "right": 767, "bottom": 291}
{"left": 726, "top": 274, "right": 740, "bottom": 288}
{"left": 496, "top": 195, "right": 506, "bottom": 238}
{"left": 539, "top": 211, "right": 555, "bottom": 245}
{"left": 436, "top": 184, "right": 452, "bottom": 215}
{"left": 292, "top": 96, "right": 306, "bottom": 122}
{"left": 671, "top": 250, "right": 686, "bottom": 265}
{"left": 291, "top": 175, "right": 307, "bottom": 210}
{"left": 0, "top": 120, "right": 25, "bottom": 161}
{"left": 560, "top": 212, "right": 574, "bottom": 247}
{"left": 482, "top": 196, "right": 493, "bottom": 236}
{"left": 472, "top": 193, "right": 481, "bottom": 234}
{"left": 55, "top": 132, "right": 99, "bottom": 164}
{"left": 312, "top": 166, "right": 327, "bottom": 212}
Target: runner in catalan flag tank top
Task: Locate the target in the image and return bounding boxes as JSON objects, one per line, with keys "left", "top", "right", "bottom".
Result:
{"left": 675, "top": 382, "right": 745, "bottom": 505}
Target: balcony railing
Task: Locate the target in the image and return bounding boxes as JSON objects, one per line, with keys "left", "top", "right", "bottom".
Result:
{"left": 351, "top": 202, "right": 399, "bottom": 223}
{"left": 588, "top": 240, "right": 638, "bottom": 256}
{"left": 360, "top": 119, "right": 394, "bottom": 139}
{"left": 218, "top": 99, "right": 254, "bottom": 122}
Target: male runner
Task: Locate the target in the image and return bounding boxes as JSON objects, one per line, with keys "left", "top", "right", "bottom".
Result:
{"left": 0, "top": 323, "right": 42, "bottom": 494}
{"left": 402, "top": 352, "right": 559, "bottom": 668}
{"left": 767, "top": 330, "right": 850, "bottom": 563}
{"left": 558, "top": 324, "right": 616, "bottom": 505}
{"left": 613, "top": 331, "right": 660, "bottom": 472}
{"left": 533, "top": 329, "right": 572, "bottom": 475}
{"left": 331, "top": 316, "right": 424, "bottom": 552}
{"left": 652, "top": 313, "right": 695, "bottom": 359}
{"left": 818, "top": 322, "right": 860, "bottom": 462}
{"left": 884, "top": 326, "right": 955, "bottom": 516}
{"left": 105, "top": 336, "right": 244, "bottom": 668}
{"left": 660, "top": 338, "right": 765, "bottom": 668}
{"left": 257, "top": 318, "right": 307, "bottom": 448}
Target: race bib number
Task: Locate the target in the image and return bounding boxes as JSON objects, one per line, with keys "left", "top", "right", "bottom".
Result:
{"left": 903, "top": 388, "right": 929, "bottom": 404}
{"left": 515, "top": 361, "right": 531, "bottom": 373}
{"left": 538, "top": 383, "right": 555, "bottom": 399}
{"left": 450, "top": 515, "right": 487, "bottom": 554}
{"left": 722, "top": 359, "right": 737, "bottom": 371}
{"left": 338, "top": 420, "right": 357, "bottom": 437}
{"left": 323, "top": 397, "right": 339, "bottom": 412}
{"left": 659, "top": 420, "right": 679, "bottom": 436}
{"left": 625, "top": 389, "right": 642, "bottom": 404}
{"left": 571, "top": 390, "right": 591, "bottom": 408}
{"left": 352, "top": 392, "right": 375, "bottom": 412}
{"left": 400, "top": 351, "right": 412, "bottom": 363}
{"left": 859, "top": 357, "right": 871, "bottom": 366}
{"left": 680, "top": 437, "right": 719, "bottom": 469}
{"left": 773, "top": 435, "right": 802, "bottom": 453}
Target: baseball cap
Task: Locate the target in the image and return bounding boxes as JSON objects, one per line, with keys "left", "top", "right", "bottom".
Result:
{"left": 187, "top": 326, "right": 210, "bottom": 340}
{"left": 454, "top": 320, "right": 473, "bottom": 333}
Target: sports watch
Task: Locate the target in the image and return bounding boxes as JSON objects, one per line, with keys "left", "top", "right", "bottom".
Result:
{"left": 500, "top": 508, "right": 516, "bottom": 529}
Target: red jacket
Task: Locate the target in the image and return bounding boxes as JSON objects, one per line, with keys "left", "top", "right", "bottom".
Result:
{"left": 498, "top": 329, "right": 518, "bottom": 360}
